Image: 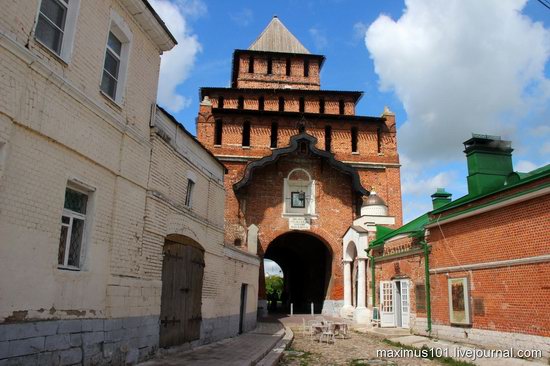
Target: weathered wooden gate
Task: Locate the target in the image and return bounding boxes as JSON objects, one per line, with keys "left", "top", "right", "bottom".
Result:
{"left": 160, "top": 238, "right": 205, "bottom": 348}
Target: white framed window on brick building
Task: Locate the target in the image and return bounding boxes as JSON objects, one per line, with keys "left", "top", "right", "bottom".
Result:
{"left": 34, "top": 0, "right": 80, "bottom": 62}
{"left": 283, "top": 168, "right": 316, "bottom": 217}
{"left": 100, "top": 12, "right": 132, "bottom": 103}
{"left": 58, "top": 183, "right": 91, "bottom": 270}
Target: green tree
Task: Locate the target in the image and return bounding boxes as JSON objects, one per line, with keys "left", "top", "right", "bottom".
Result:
{"left": 265, "top": 275, "right": 284, "bottom": 299}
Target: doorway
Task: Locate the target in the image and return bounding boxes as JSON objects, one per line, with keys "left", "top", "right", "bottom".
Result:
{"left": 159, "top": 236, "right": 205, "bottom": 348}
{"left": 239, "top": 284, "right": 248, "bottom": 334}
{"left": 380, "top": 279, "right": 410, "bottom": 328}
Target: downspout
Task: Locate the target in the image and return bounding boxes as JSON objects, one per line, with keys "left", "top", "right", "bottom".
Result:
{"left": 366, "top": 248, "right": 376, "bottom": 308}
{"left": 420, "top": 239, "right": 432, "bottom": 334}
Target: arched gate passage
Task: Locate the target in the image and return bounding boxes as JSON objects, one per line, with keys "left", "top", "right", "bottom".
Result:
{"left": 265, "top": 232, "right": 332, "bottom": 314}
{"left": 160, "top": 235, "right": 205, "bottom": 348}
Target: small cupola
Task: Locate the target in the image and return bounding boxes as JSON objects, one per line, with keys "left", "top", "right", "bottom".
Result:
{"left": 431, "top": 188, "right": 452, "bottom": 210}
{"left": 361, "top": 190, "right": 388, "bottom": 216}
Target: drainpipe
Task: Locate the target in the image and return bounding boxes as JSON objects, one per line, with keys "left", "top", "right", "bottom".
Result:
{"left": 420, "top": 239, "right": 432, "bottom": 334}
{"left": 366, "top": 249, "right": 376, "bottom": 308}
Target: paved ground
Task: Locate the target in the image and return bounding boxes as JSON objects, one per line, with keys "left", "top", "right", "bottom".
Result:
{"left": 139, "top": 321, "right": 283, "bottom": 366}
{"left": 279, "top": 316, "right": 432, "bottom": 366}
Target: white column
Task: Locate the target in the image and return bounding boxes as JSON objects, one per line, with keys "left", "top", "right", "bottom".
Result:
{"left": 343, "top": 260, "right": 352, "bottom": 309}
{"left": 357, "top": 258, "right": 366, "bottom": 309}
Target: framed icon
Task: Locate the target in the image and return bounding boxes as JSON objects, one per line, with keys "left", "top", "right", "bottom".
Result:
{"left": 291, "top": 192, "right": 306, "bottom": 208}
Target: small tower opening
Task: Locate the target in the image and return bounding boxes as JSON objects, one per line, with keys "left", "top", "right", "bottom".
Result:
{"left": 248, "top": 55, "right": 254, "bottom": 73}
{"left": 377, "top": 127, "right": 382, "bottom": 153}
{"left": 299, "top": 97, "right": 305, "bottom": 113}
{"left": 339, "top": 99, "right": 345, "bottom": 115}
{"left": 258, "top": 96, "right": 265, "bottom": 111}
{"left": 325, "top": 125, "right": 332, "bottom": 152}
{"left": 238, "top": 96, "right": 244, "bottom": 110}
{"left": 351, "top": 127, "right": 358, "bottom": 153}
{"left": 267, "top": 57, "right": 273, "bottom": 75}
{"left": 218, "top": 96, "right": 224, "bottom": 109}
{"left": 304, "top": 59, "right": 309, "bottom": 77}
{"left": 242, "top": 121, "right": 251, "bottom": 147}
{"left": 214, "top": 119, "right": 223, "bottom": 145}
{"left": 278, "top": 97, "right": 284, "bottom": 112}
{"left": 319, "top": 98, "right": 325, "bottom": 114}
{"left": 270, "top": 122, "right": 278, "bottom": 148}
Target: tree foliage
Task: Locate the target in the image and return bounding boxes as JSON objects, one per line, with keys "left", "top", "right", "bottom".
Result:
{"left": 265, "top": 275, "right": 284, "bottom": 299}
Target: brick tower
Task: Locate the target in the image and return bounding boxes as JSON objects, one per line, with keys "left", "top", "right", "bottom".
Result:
{"left": 196, "top": 16, "right": 402, "bottom": 316}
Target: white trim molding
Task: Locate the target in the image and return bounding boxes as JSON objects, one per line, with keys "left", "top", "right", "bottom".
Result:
{"left": 430, "top": 254, "right": 550, "bottom": 274}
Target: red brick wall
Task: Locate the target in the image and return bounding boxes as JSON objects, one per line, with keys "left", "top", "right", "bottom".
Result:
{"left": 236, "top": 54, "right": 321, "bottom": 90}
{"left": 428, "top": 194, "right": 550, "bottom": 336}
{"left": 373, "top": 237, "right": 426, "bottom": 315}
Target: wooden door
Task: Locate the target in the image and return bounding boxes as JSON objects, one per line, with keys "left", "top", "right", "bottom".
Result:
{"left": 160, "top": 240, "right": 204, "bottom": 348}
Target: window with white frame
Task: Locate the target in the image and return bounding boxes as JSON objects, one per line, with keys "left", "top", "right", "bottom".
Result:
{"left": 35, "top": 0, "right": 80, "bottom": 61}
{"left": 58, "top": 186, "right": 88, "bottom": 269}
{"left": 185, "top": 178, "right": 195, "bottom": 207}
{"left": 100, "top": 13, "right": 132, "bottom": 103}
{"left": 283, "top": 168, "right": 315, "bottom": 216}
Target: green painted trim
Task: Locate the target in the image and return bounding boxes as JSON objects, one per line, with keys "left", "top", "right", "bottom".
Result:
{"left": 428, "top": 182, "right": 550, "bottom": 225}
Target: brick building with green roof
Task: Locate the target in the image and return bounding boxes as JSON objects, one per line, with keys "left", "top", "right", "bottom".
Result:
{"left": 368, "top": 134, "right": 550, "bottom": 358}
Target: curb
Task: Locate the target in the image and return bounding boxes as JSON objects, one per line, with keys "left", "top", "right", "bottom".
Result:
{"left": 256, "top": 324, "right": 294, "bottom": 366}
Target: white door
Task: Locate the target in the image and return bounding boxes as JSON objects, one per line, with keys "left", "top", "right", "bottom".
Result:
{"left": 380, "top": 281, "right": 395, "bottom": 327}
{"left": 400, "top": 280, "right": 410, "bottom": 328}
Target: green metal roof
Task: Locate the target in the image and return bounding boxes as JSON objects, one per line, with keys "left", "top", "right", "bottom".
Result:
{"left": 430, "top": 163, "right": 550, "bottom": 215}
{"left": 370, "top": 214, "right": 429, "bottom": 247}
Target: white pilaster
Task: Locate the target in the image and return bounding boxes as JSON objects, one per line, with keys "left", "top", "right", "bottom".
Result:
{"left": 357, "top": 258, "right": 366, "bottom": 308}
{"left": 342, "top": 260, "right": 353, "bottom": 311}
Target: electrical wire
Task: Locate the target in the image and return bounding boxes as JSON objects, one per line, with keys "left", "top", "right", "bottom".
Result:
{"left": 537, "top": 0, "right": 550, "bottom": 11}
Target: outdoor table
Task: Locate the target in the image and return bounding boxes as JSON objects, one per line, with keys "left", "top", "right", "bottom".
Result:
{"left": 332, "top": 322, "right": 349, "bottom": 339}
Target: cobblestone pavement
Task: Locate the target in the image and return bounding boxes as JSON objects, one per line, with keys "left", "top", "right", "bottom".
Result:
{"left": 279, "top": 317, "right": 434, "bottom": 366}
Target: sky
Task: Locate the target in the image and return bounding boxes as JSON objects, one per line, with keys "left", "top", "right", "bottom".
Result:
{"left": 149, "top": 1, "right": 550, "bottom": 276}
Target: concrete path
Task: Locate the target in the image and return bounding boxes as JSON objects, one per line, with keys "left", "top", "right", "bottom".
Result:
{"left": 139, "top": 321, "right": 285, "bottom": 366}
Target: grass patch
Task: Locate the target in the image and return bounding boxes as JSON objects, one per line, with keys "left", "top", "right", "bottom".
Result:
{"left": 382, "top": 339, "right": 475, "bottom": 366}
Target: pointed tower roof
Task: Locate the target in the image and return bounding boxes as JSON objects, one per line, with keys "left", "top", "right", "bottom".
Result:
{"left": 249, "top": 16, "right": 310, "bottom": 54}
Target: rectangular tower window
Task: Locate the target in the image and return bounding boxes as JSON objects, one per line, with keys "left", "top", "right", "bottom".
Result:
{"left": 242, "top": 121, "right": 251, "bottom": 147}
{"left": 325, "top": 125, "right": 332, "bottom": 152}
{"left": 214, "top": 119, "right": 223, "bottom": 145}
{"left": 304, "top": 59, "right": 309, "bottom": 77}
{"left": 258, "top": 96, "right": 264, "bottom": 111}
{"left": 238, "top": 96, "right": 244, "bottom": 110}
{"left": 185, "top": 179, "right": 195, "bottom": 207}
{"left": 270, "top": 122, "right": 278, "bottom": 148}
{"left": 267, "top": 57, "right": 273, "bottom": 75}
{"left": 351, "top": 127, "right": 358, "bottom": 153}
{"left": 339, "top": 99, "right": 345, "bottom": 115}
{"left": 218, "top": 96, "right": 224, "bottom": 108}
{"left": 248, "top": 55, "right": 254, "bottom": 73}
{"left": 319, "top": 98, "right": 325, "bottom": 114}
{"left": 286, "top": 58, "right": 291, "bottom": 76}
{"left": 278, "top": 97, "right": 284, "bottom": 112}
{"left": 58, "top": 186, "right": 89, "bottom": 269}
{"left": 299, "top": 97, "right": 305, "bottom": 113}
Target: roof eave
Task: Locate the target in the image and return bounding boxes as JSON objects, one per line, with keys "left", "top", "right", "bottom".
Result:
{"left": 120, "top": 0, "right": 177, "bottom": 51}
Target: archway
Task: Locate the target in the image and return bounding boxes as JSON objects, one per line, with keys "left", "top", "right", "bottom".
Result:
{"left": 264, "top": 231, "right": 332, "bottom": 314}
{"left": 159, "top": 234, "right": 204, "bottom": 348}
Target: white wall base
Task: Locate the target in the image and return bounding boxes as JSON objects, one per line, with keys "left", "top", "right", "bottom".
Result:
{"left": 353, "top": 307, "right": 372, "bottom": 324}
{"left": 257, "top": 300, "right": 268, "bottom": 318}
{"left": 413, "top": 318, "right": 550, "bottom": 359}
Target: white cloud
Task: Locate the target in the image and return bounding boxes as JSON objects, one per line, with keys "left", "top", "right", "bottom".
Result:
{"left": 515, "top": 160, "right": 538, "bottom": 172}
{"left": 150, "top": 0, "right": 204, "bottom": 112}
{"left": 309, "top": 27, "right": 328, "bottom": 50}
{"left": 230, "top": 8, "right": 254, "bottom": 27}
{"left": 365, "top": 0, "right": 550, "bottom": 162}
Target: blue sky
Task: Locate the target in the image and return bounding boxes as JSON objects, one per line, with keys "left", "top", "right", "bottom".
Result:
{"left": 150, "top": 0, "right": 550, "bottom": 227}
